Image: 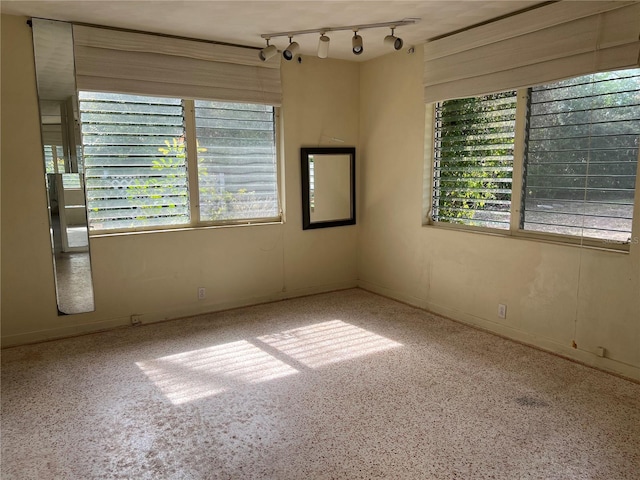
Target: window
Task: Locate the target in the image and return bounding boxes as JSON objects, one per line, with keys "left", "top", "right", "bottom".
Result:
{"left": 431, "top": 68, "right": 640, "bottom": 247}
{"left": 44, "top": 144, "right": 64, "bottom": 174}
{"left": 194, "top": 101, "right": 279, "bottom": 222}
{"left": 522, "top": 71, "right": 639, "bottom": 242}
{"left": 433, "top": 92, "right": 517, "bottom": 229}
{"left": 80, "top": 92, "right": 189, "bottom": 231}
{"left": 79, "top": 92, "right": 280, "bottom": 232}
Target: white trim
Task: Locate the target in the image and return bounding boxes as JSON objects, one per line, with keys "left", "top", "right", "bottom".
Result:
{"left": 81, "top": 93, "right": 282, "bottom": 234}
{"left": 510, "top": 89, "right": 528, "bottom": 232}
{"left": 89, "top": 218, "right": 284, "bottom": 238}
{"left": 425, "top": 221, "right": 631, "bottom": 254}
{"left": 184, "top": 99, "right": 200, "bottom": 223}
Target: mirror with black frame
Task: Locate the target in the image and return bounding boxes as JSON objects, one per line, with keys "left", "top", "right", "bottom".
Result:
{"left": 32, "top": 18, "right": 95, "bottom": 314}
{"left": 301, "top": 147, "right": 356, "bottom": 230}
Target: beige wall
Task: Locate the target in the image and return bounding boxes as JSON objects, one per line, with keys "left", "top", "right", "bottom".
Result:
{"left": 1, "top": 14, "right": 359, "bottom": 345}
{"left": 358, "top": 45, "right": 640, "bottom": 381}
{"left": 3, "top": 13, "right": 639, "bottom": 382}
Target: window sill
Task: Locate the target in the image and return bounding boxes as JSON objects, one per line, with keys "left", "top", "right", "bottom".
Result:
{"left": 423, "top": 221, "right": 633, "bottom": 254}
{"left": 89, "top": 219, "right": 284, "bottom": 238}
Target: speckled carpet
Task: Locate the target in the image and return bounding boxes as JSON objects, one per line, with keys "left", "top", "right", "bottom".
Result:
{"left": 2, "top": 289, "right": 639, "bottom": 479}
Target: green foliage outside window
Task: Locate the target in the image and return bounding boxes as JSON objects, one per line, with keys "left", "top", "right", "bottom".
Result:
{"left": 433, "top": 92, "right": 516, "bottom": 228}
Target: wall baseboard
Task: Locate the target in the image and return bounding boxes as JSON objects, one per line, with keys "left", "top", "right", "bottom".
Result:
{"left": 1, "top": 280, "right": 358, "bottom": 348}
{"left": 358, "top": 279, "right": 640, "bottom": 383}
{"left": 6, "top": 278, "right": 637, "bottom": 383}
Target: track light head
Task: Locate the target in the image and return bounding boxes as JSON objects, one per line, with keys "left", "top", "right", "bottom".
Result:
{"left": 259, "top": 40, "right": 278, "bottom": 61}
{"left": 352, "top": 32, "right": 363, "bottom": 55}
{"left": 260, "top": 19, "right": 420, "bottom": 58}
{"left": 317, "top": 33, "right": 330, "bottom": 59}
{"left": 283, "top": 37, "right": 300, "bottom": 61}
{"left": 384, "top": 28, "right": 403, "bottom": 51}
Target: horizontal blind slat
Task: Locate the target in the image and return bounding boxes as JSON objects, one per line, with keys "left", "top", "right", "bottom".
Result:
{"left": 432, "top": 92, "right": 516, "bottom": 229}
{"left": 80, "top": 91, "right": 190, "bottom": 231}
{"left": 522, "top": 69, "right": 639, "bottom": 242}
{"left": 194, "top": 100, "right": 279, "bottom": 222}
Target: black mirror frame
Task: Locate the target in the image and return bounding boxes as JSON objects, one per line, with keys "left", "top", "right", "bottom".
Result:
{"left": 301, "top": 146, "right": 356, "bottom": 230}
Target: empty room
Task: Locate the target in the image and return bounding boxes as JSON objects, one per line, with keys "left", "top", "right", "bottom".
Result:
{"left": 1, "top": 1, "right": 639, "bottom": 478}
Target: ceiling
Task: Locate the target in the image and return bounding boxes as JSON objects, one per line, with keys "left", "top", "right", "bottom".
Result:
{"left": 1, "top": 0, "right": 544, "bottom": 61}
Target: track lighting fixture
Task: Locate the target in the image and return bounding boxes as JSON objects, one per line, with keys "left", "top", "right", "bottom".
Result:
{"left": 283, "top": 37, "right": 300, "bottom": 61}
{"left": 384, "top": 28, "right": 403, "bottom": 51}
{"left": 317, "top": 33, "right": 330, "bottom": 59}
{"left": 258, "top": 39, "right": 278, "bottom": 61}
{"left": 352, "top": 31, "right": 363, "bottom": 55}
{"left": 259, "top": 18, "right": 419, "bottom": 60}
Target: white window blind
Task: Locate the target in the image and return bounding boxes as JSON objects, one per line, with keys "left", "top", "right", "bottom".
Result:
{"left": 195, "top": 101, "right": 279, "bottom": 222}
{"left": 80, "top": 92, "right": 190, "bottom": 231}
{"left": 423, "top": 2, "right": 640, "bottom": 103}
{"left": 432, "top": 92, "right": 517, "bottom": 229}
{"left": 522, "top": 69, "right": 640, "bottom": 242}
{"left": 73, "top": 25, "right": 282, "bottom": 106}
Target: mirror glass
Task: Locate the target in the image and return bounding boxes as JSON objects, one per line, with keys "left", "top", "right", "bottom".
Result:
{"left": 32, "top": 18, "right": 95, "bottom": 314}
{"left": 301, "top": 147, "right": 356, "bottom": 230}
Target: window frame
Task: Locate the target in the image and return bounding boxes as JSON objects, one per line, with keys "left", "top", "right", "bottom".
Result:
{"left": 190, "top": 100, "right": 283, "bottom": 227}
{"left": 431, "top": 91, "right": 518, "bottom": 231}
{"left": 426, "top": 82, "right": 639, "bottom": 253}
{"left": 81, "top": 94, "right": 283, "bottom": 236}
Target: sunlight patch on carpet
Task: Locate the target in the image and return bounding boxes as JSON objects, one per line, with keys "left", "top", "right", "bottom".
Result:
{"left": 257, "top": 320, "right": 403, "bottom": 368}
{"left": 137, "top": 320, "right": 402, "bottom": 404}
{"left": 136, "top": 340, "right": 299, "bottom": 404}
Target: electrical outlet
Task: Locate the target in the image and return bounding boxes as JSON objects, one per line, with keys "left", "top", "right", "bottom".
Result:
{"left": 130, "top": 314, "right": 142, "bottom": 326}
{"left": 498, "top": 304, "right": 507, "bottom": 319}
{"left": 198, "top": 287, "right": 206, "bottom": 300}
